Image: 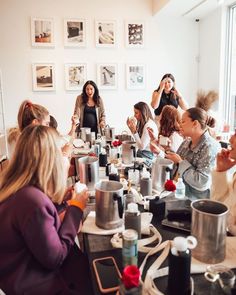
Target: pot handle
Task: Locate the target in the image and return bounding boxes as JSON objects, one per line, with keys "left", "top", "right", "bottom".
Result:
{"left": 131, "top": 145, "right": 136, "bottom": 159}
{"left": 113, "top": 193, "right": 123, "bottom": 218}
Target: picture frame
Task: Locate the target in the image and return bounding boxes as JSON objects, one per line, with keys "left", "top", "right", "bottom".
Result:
{"left": 125, "top": 21, "right": 145, "bottom": 48}
{"left": 31, "top": 17, "right": 54, "bottom": 47}
{"left": 64, "top": 19, "right": 86, "bottom": 47}
{"left": 95, "top": 20, "right": 116, "bottom": 48}
{"left": 97, "top": 63, "right": 117, "bottom": 89}
{"left": 126, "top": 64, "right": 145, "bottom": 90}
{"left": 65, "top": 63, "right": 87, "bottom": 91}
{"left": 32, "top": 63, "right": 55, "bottom": 91}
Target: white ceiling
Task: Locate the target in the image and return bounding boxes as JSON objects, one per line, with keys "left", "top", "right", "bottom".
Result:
{"left": 154, "top": 0, "right": 223, "bottom": 19}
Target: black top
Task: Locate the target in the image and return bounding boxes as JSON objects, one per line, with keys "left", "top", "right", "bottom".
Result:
{"left": 83, "top": 105, "right": 98, "bottom": 133}
{"left": 154, "top": 90, "right": 179, "bottom": 116}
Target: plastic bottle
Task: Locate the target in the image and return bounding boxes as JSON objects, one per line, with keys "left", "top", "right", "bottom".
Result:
{"left": 124, "top": 203, "right": 141, "bottom": 239}
{"left": 109, "top": 164, "right": 120, "bottom": 182}
{"left": 168, "top": 237, "right": 191, "bottom": 295}
{"left": 140, "top": 167, "right": 152, "bottom": 197}
{"left": 175, "top": 177, "right": 186, "bottom": 199}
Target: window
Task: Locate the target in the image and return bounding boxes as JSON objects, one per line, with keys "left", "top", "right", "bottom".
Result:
{"left": 224, "top": 3, "right": 236, "bottom": 129}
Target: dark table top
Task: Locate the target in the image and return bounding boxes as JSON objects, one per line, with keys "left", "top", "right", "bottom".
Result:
{"left": 81, "top": 199, "right": 235, "bottom": 295}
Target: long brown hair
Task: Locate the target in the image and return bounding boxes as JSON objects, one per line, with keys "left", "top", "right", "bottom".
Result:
{"left": 0, "top": 125, "right": 67, "bottom": 204}
{"left": 159, "top": 105, "right": 181, "bottom": 137}
{"left": 134, "top": 101, "right": 153, "bottom": 137}
{"left": 17, "top": 100, "right": 49, "bottom": 132}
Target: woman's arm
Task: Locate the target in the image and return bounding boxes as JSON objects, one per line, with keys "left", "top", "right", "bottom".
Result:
{"left": 150, "top": 79, "right": 165, "bottom": 109}
{"left": 98, "top": 97, "right": 106, "bottom": 128}
{"left": 171, "top": 88, "right": 188, "bottom": 110}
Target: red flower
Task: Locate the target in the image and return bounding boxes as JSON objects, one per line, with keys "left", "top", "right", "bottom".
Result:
{"left": 112, "top": 140, "right": 122, "bottom": 147}
{"left": 164, "top": 179, "right": 176, "bottom": 191}
{"left": 122, "top": 265, "right": 140, "bottom": 289}
{"left": 88, "top": 152, "right": 97, "bottom": 157}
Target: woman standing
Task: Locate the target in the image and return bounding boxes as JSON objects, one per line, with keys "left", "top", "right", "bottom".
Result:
{"left": 127, "top": 101, "right": 158, "bottom": 152}
{"left": 0, "top": 125, "right": 92, "bottom": 295}
{"left": 74, "top": 80, "right": 106, "bottom": 135}
{"left": 165, "top": 107, "right": 220, "bottom": 199}
{"left": 151, "top": 73, "right": 188, "bottom": 122}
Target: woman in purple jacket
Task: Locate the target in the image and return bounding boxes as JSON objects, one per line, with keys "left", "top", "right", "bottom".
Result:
{"left": 0, "top": 125, "right": 92, "bottom": 295}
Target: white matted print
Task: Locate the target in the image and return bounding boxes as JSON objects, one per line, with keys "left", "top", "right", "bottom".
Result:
{"left": 31, "top": 17, "right": 54, "bottom": 47}
{"left": 125, "top": 21, "right": 145, "bottom": 48}
{"left": 65, "top": 64, "right": 87, "bottom": 90}
{"left": 64, "top": 19, "right": 86, "bottom": 47}
{"left": 126, "top": 64, "right": 145, "bottom": 89}
{"left": 95, "top": 20, "right": 116, "bottom": 47}
{"left": 97, "top": 64, "right": 117, "bottom": 89}
{"left": 32, "top": 63, "right": 55, "bottom": 91}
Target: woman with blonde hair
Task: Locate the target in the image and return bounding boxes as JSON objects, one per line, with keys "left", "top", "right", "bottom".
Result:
{"left": 17, "top": 99, "right": 50, "bottom": 131}
{"left": 0, "top": 125, "right": 92, "bottom": 295}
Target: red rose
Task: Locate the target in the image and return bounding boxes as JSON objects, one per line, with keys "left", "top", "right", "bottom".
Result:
{"left": 122, "top": 265, "right": 140, "bottom": 289}
{"left": 164, "top": 179, "right": 176, "bottom": 191}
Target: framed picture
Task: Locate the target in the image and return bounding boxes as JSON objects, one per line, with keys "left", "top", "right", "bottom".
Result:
{"left": 32, "top": 63, "right": 55, "bottom": 91}
{"left": 126, "top": 64, "right": 145, "bottom": 89}
{"left": 31, "top": 17, "right": 54, "bottom": 47}
{"left": 125, "top": 21, "right": 145, "bottom": 48}
{"left": 64, "top": 19, "right": 86, "bottom": 47}
{"left": 97, "top": 64, "right": 117, "bottom": 89}
{"left": 65, "top": 63, "right": 87, "bottom": 90}
{"left": 95, "top": 20, "right": 116, "bottom": 47}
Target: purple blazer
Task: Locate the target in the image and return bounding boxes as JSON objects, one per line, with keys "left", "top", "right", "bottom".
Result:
{"left": 0, "top": 186, "right": 92, "bottom": 295}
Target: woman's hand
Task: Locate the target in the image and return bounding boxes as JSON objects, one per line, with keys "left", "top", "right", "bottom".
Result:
{"left": 62, "top": 143, "right": 73, "bottom": 158}
{"left": 72, "top": 188, "right": 89, "bottom": 209}
{"left": 216, "top": 148, "right": 236, "bottom": 172}
{"left": 127, "top": 117, "right": 137, "bottom": 134}
{"left": 150, "top": 140, "right": 161, "bottom": 154}
{"left": 165, "top": 151, "right": 182, "bottom": 163}
{"left": 100, "top": 121, "right": 106, "bottom": 129}
{"left": 159, "top": 79, "right": 166, "bottom": 91}
{"left": 147, "top": 127, "right": 156, "bottom": 141}
{"left": 171, "top": 87, "right": 181, "bottom": 99}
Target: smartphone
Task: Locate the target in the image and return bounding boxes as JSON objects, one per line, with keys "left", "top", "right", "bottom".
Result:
{"left": 93, "top": 256, "right": 122, "bottom": 294}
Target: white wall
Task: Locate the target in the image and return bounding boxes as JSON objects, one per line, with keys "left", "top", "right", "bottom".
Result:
{"left": 0, "top": 0, "right": 198, "bottom": 134}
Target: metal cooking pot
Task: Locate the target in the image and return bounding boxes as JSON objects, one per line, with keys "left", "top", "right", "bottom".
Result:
{"left": 95, "top": 180, "right": 124, "bottom": 230}
{"left": 151, "top": 157, "right": 174, "bottom": 191}
{"left": 76, "top": 156, "right": 99, "bottom": 190}
{"left": 122, "top": 141, "right": 136, "bottom": 165}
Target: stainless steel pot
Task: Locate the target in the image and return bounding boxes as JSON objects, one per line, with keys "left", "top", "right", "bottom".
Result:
{"left": 191, "top": 199, "right": 229, "bottom": 264}
{"left": 95, "top": 180, "right": 124, "bottom": 229}
{"left": 80, "top": 127, "right": 91, "bottom": 142}
{"left": 122, "top": 141, "right": 136, "bottom": 165}
{"left": 76, "top": 156, "right": 99, "bottom": 190}
{"left": 151, "top": 157, "right": 174, "bottom": 191}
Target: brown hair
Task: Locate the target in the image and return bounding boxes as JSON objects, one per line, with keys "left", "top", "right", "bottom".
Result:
{"left": 0, "top": 125, "right": 67, "bottom": 204}
{"left": 187, "top": 107, "right": 215, "bottom": 129}
{"left": 17, "top": 100, "right": 49, "bottom": 132}
{"left": 159, "top": 105, "right": 181, "bottom": 137}
{"left": 134, "top": 101, "right": 153, "bottom": 137}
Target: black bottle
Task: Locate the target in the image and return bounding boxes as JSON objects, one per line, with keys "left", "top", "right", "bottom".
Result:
{"left": 168, "top": 237, "right": 191, "bottom": 295}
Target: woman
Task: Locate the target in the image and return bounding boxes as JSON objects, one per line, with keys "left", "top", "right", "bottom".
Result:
{"left": 127, "top": 101, "right": 158, "bottom": 152}
{"left": 74, "top": 80, "right": 106, "bottom": 135}
{"left": 148, "top": 105, "right": 183, "bottom": 157}
{"left": 150, "top": 73, "right": 188, "bottom": 122}
{"left": 211, "top": 131, "right": 236, "bottom": 235}
{"left": 165, "top": 107, "right": 220, "bottom": 199}
{"left": 0, "top": 125, "right": 92, "bottom": 295}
